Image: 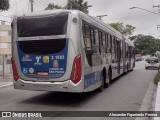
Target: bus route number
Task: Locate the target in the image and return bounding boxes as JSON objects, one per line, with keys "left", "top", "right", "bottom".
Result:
{"left": 51, "top": 55, "right": 65, "bottom": 60}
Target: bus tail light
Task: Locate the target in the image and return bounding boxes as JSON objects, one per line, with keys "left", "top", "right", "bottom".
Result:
{"left": 11, "top": 57, "right": 19, "bottom": 81}
{"left": 70, "top": 55, "right": 82, "bottom": 84}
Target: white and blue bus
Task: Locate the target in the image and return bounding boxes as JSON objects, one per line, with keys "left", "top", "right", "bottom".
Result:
{"left": 11, "top": 10, "right": 135, "bottom": 93}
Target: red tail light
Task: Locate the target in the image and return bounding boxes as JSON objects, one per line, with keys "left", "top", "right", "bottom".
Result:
{"left": 11, "top": 57, "right": 19, "bottom": 81}
{"left": 70, "top": 55, "right": 82, "bottom": 84}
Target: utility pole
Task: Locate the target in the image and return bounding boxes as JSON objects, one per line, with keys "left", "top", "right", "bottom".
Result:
{"left": 30, "top": 0, "right": 34, "bottom": 12}
{"left": 153, "top": 5, "right": 160, "bottom": 13}
{"left": 157, "top": 25, "right": 160, "bottom": 30}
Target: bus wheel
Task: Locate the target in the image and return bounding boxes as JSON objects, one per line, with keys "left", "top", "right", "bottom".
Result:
{"left": 104, "top": 70, "right": 109, "bottom": 88}
{"left": 97, "top": 74, "right": 104, "bottom": 92}
{"left": 108, "top": 69, "right": 112, "bottom": 84}
{"left": 127, "top": 64, "right": 129, "bottom": 72}
{"left": 103, "top": 69, "right": 108, "bottom": 88}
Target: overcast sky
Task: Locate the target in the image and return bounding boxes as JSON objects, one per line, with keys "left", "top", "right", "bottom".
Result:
{"left": 1, "top": 0, "right": 160, "bottom": 38}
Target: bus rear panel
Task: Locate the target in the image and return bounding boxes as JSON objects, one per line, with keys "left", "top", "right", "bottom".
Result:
{"left": 12, "top": 11, "right": 84, "bottom": 92}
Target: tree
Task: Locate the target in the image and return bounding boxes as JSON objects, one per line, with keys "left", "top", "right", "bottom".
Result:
{"left": 0, "top": 0, "right": 9, "bottom": 11}
{"left": 66, "top": 0, "right": 89, "bottom": 14}
{"left": 156, "top": 51, "right": 160, "bottom": 59}
{"left": 45, "top": 0, "right": 89, "bottom": 14}
{"left": 130, "top": 34, "right": 160, "bottom": 55}
{"left": 109, "top": 22, "right": 135, "bottom": 37}
{"left": 45, "top": 3, "right": 62, "bottom": 10}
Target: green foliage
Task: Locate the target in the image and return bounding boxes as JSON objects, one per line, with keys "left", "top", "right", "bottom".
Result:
{"left": 0, "top": 0, "right": 9, "bottom": 11}
{"left": 154, "top": 72, "right": 160, "bottom": 85}
{"left": 130, "top": 34, "right": 160, "bottom": 55}
{"left": 156, "top": 51, "right": 160, "bottom": 59}
{"left": 109, "top": 22, "right": 135, "bottom": 37}
{"left": 45, "top": 3, "right": 62, "bottom": 10}
{"left": 66, "top": 0, "right": 89, "bottom": 14}
{"left": 45, "top": 0, "right": 89, "bottom": 13}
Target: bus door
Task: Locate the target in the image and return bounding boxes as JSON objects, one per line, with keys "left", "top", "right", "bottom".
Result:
{"left": 117, "top": 40, "right": 120, "bottom": 74}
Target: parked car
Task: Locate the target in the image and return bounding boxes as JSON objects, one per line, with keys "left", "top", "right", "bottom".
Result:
{"left": 135, "top": 54, "right": 142, "bottom": 61}
{"left": 145, "top": 57, "right": 160, "bottom": 70}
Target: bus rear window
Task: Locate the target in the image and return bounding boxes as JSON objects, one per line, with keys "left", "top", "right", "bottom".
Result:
{"left": 18, "top": 39, "right": 66, "bottom": 54}
{"left": 17, "top": 12, "right": 69, "bottom": 37}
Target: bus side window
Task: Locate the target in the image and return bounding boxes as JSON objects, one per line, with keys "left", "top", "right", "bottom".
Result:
{"left": 99, "top": 31, "right": 102, "bottom": 45}
{"left": 84, "top": 24, "right": 92, "bottom": 50}
{"left": 126, "top": 45, "right": 129, "bottom": 58}
{"left": 102, "top": 32, "right": 105, "bottom": 53}
{"left": 90, "top": 27, "right": 95, "bottom": 45}
{"left": 121, "top": 41, "right": 123, "bottom": 59}
{"left": 102, "top": 33, "right": 105, "bottom": 46}
{"left": 114, "top": 39, "right": 117, "bottom": 59}
{"left": 94, "top": 29, "right": 100, "bottom": 53}
{"left": 125, "top": 43, "right": 127, "bottom": 58}
{"left": 82, "top": 23, "right": 86, "bottom": 39}
{"left": 82, "top": 22, "right": 92, "bottom": 66}
{"left": 110, "top": 36, "right": 112, "bottom": 49}
{"left": 105, "top": 34, "right": 108, "bottom": 53}
{"left": 112, "top": 37, "right": 115, "bottom": 54}
{"left": 99, "top": 31, "right": 102, "bottom": 53}
{"left": 108, "top": 34, "right": 111, "bottom": 53}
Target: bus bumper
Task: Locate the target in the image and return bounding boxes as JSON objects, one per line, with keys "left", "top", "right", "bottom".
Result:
{"left": 13, "top": 79, "right": 84, "bottom": 93}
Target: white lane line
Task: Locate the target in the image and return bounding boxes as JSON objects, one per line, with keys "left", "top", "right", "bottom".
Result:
{"left": 0, "top": 83, "right": 13, "bottom": 88}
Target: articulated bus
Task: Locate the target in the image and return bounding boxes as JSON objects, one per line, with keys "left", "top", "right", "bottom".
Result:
{"left": 11, "top": 10, "right": 135, "bottom": 93}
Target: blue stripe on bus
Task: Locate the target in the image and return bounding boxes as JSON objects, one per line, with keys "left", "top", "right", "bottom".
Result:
{"left": 84, "top": 71, "right": 102, "bottom": 89}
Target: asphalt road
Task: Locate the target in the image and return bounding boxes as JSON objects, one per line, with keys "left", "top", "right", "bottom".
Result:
{"left": 0, "top": 61, "right": 157, "bottom": 120}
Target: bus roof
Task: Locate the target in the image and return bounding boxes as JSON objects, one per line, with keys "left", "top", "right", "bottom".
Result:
{"left": 124, "top": 37, "right": 134, "bottom": 47}
{"left": 15, "top": 9, "right": 69, "bottom": 17}
{"left": 14, "top": 9, "right": 134, "bottom": 47}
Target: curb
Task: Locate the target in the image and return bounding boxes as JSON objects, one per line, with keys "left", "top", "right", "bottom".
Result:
{"left": 135, "top": 72, "right": 156, "bottom": 120}
{"left": 0, "top": 83, "right": 13, "bottom": 88}
{"left": 154, "top": 82, "right": 160, "bottom": 120}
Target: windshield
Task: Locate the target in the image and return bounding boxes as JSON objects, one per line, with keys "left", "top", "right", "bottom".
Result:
{"left": 17, "top": 12, "right": 69, "bottom": 37}
{"left": 18, "top": 39, "right": 66, "bottom": 55}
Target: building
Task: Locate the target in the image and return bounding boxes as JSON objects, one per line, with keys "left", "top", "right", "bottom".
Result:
{"left": 0, "top": 21, "right": 12, "bottom": 76}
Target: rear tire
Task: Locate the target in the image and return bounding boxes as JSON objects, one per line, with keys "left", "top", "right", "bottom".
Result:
{"left": 108, "top": 69, "right": 112, "bottom": 85}
{"left": 97, "top": 74, "right": 104, "bottom": 92}
{"left": 127, "top": 64, "right": 129, "bottom": 72}
{"left": 104, "top": 70, "right": 109, "bottom": 88}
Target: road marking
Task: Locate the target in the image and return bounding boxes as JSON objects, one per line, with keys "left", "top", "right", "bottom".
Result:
{"left": 0, "top": 83, "right": 13, "bottom": 88}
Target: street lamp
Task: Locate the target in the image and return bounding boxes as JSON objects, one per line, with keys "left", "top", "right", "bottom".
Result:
{"left": 97, "top": 15, "right": 108, "bottom": 20}
{"left": 87, "top": 5, "right": 92, "bottom": 8}
{"left": 129, "top": 7, "right": 160, "bottom": 16}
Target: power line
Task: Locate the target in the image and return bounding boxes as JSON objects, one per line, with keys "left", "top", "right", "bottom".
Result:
{"left": 10, "top": 0, "right": 23, "bottom": 9}
{"left": 44, "top": 0, "right": 50, "bottom": 4}
{"left": 152, "top": 0, "right": 160, "bottom": 34}
{"left": 45, "top": 0, "right": 51, "bottom": 4}
{"left": 41, "top": 0, "right": 49, "bottom": 6}
{"left": 59, "top": 1, "right": 67, "bottom": 7}
{"left": 36, "top": 0, "right": 47, "bottom": 7}
{"left": 34, "top": 0, "right": 44, "bottom": 10}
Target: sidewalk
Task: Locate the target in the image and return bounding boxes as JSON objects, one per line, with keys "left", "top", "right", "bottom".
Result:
{"left": 0, "top": 76, "right": 13, "bottom": 88}
{"left": 154, "top": 82, "right": 160, "bottom": 120}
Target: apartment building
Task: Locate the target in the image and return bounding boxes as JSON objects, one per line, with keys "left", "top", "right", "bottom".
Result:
{"left": 0, "top": 21, "right": 12, "bottom": 76}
